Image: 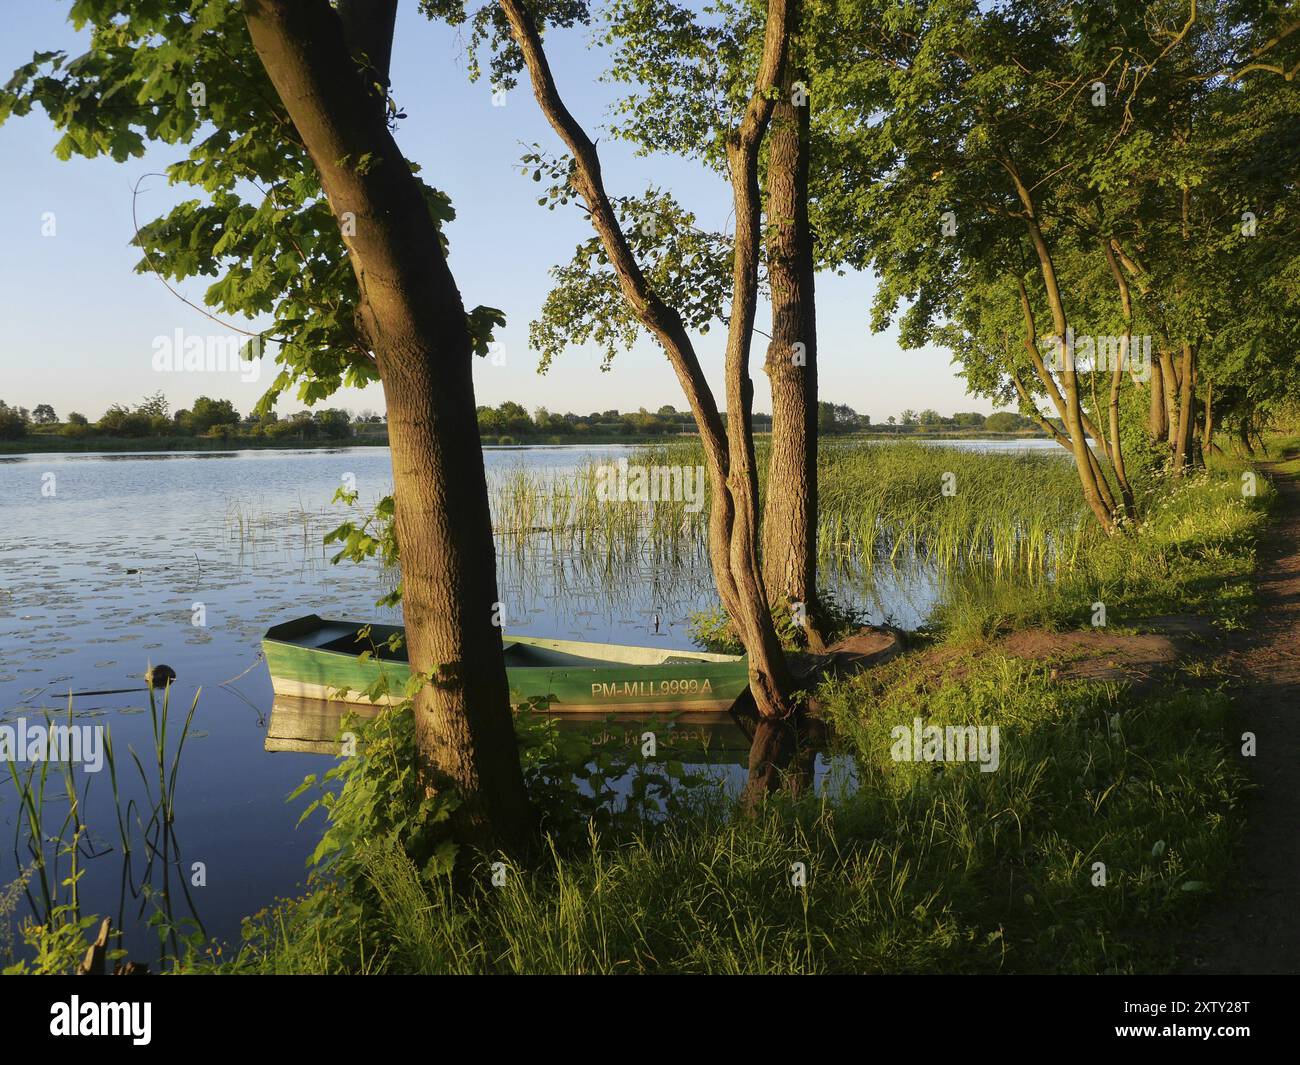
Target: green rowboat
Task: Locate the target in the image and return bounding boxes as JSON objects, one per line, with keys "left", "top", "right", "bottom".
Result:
{"left": 262, "top": 615, "right": 751, "bottom": 713}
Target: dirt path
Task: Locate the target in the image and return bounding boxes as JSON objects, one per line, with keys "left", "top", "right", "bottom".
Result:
{"left": 1185, "top": 463, "right": 1300, "bottom": 975}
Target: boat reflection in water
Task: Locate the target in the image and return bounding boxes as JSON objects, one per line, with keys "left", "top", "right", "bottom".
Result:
{"left": 264, "top": 694, "right": 757, "bottom": 764}
{"left": 263, "top": 694, "right": 851, "bottom": 806}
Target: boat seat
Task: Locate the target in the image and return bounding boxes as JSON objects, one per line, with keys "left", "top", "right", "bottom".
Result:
{"left": 318, "top": 633, "right": 409, "bottom": 661}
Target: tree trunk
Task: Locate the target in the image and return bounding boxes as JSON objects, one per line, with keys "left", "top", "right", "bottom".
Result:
{"left": 1106, "top": 365, "right": 1134, "bottom": 518}
{"left": 1202, "top": 377, "right": 1214, "bottom": 454}
{"left": 1173, "top": 342, "right": 1196, "bottom": 474}
{"left": 1171, "top": 187, "right": 1196, "bottom": 472}
{"left": 1013, "top": 290, "right": 1119, "bottom": 518}
{"left": 244, "top": 0, "right": 534, "bottom": 851}
{"left": 1106, "top": 237, "right": 1169, "bottom": 462}
{"left": 1102, "top": 240, "right": 1136, "bottom": 519}
{"left": 720, "top": 0, "right": 801, "bottom": 720}
{"left": 1158, "top": 348, "right": 1180, "bottom": 451}
{"left": 498, "top": 0, "right": 800, "bottom": 733}
{"left": 1010, "top": 249, "right": 1115, "bottom": 533}
{"left": 761, "top": 52, "right": 823, "bottom": 650}
{"left": 1148, "top": 356, "right": 1168, "bottom": 442}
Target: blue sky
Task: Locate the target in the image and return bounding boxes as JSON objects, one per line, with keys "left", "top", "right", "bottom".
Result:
{"left": 0, "top": 2, "right": 992, "bottom": 423}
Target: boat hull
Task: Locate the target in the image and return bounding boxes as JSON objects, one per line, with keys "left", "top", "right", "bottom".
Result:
{"left": 262, "top": 615, "right": 751, "bottom": 713}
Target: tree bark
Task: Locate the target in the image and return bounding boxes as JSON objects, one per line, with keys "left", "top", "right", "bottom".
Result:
{"left": 1160, "top": 349, "right": 1181, "bottom": 451}
{"left": 761, "top": 43, "right": 823, "bottom": 650}
{"left": 1148, "top": 355, "right": 1168, "bottom": 443}
{"left": 1173, "top": 341, "right": 1197, "bottom": 473}
{"left": 1013, "top": 293, "right": 1117, "bottom": 517}
{"left": 719, "top": 0, "right": 800, "bottom": 724}
{"left": 498, "top": 0, "right": 799, "bottom": 728}
{"left": 1108, "top": 239, "right": 1174, "bottom": 461}
{"left": 244, "top": 0, "right": 533, "bottom": 851}
{"left": 336, "top": 0, "right": 397, "bottom": 113}
{"left": 1171, "top": 186, "right": 1197, "bottom": 472}
{"left": 1102, "top": 240, "right": 1136, "bottom": 518}
{"left": 1202, "top": 377, "right": 1215, "bottom": 453}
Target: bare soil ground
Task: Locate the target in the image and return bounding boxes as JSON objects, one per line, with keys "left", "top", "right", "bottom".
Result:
{"left": 998, "top": 628, "right": 1183, "bottom": 689}
{"left": 823, "top": 622, "right": 1202, "bottom": 694}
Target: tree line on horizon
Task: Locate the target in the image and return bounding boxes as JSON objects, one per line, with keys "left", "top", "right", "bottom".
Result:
{"left": 0, "top": 392, "right": 360, "bottom": 441}
{"left": 1, "top": 393, "right": 1039, "bottom": 442}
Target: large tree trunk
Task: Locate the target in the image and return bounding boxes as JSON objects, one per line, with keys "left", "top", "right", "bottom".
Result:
{"left": 761, "top": 49, "right": 823, "bottom": 650}
{"left": 718, "top": 0, "right": 799, "bottom": 724}
{"left": 244, "top": 0, "right": 533, "bottom": 851}
{"left": 498, "top": 0, "right": 799, "bottom": 735}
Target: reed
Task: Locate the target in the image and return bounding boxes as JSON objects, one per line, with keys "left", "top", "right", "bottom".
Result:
{"left": 2, "top": 683, "right": 204, "bottom": 972}
{"left": 487, "top": 462, "right": 705, "bottom": 552}
{"left": 5, "top": 701, "right": 87, "bottom": 926}
{"left": 816, "top": 441, "right": 1091, "bottom": 578}
{"left": 485, "top": 440, "right": 1091, "bottom": 581}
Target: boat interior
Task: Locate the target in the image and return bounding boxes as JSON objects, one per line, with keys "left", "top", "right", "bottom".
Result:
{"left": 267, "top": 615, "right": 737, "bottom": 670}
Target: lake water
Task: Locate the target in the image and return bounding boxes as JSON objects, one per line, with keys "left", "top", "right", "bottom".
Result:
{"left": 0, "top": 440, "right": 1056, "bottom": 961}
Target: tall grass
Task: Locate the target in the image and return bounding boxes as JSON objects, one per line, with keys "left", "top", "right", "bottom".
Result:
{"left": 489, "top": 462, "right": 705, "bottom": 553}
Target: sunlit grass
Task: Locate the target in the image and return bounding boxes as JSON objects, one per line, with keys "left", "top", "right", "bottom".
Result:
{"left": 930, "top": 456, "right": 1275, "bottom": 641}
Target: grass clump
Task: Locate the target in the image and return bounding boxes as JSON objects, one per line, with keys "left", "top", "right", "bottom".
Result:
{"left": 929, "top": 455, "right": 1275, "bottom": 642}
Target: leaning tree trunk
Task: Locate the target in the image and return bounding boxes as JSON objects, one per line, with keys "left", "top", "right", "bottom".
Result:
{"left": 761, "top": 53, "right": 823, "bottom": 650}
{"left": 244, "top": 0, "right": 533, "bottom": 852}
{"left": 1013, "top": 282, "right": 1119, "bottom": 519}
{"left": 497, "top": 0, "right": 799, "bottom": 738}
{"left": 1007, "top": 182, "right": 1116, "bottom": 535}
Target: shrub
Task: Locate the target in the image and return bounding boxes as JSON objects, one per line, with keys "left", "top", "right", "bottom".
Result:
{"left": 0, "top": 401, "right": 30, "bottom": 440}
